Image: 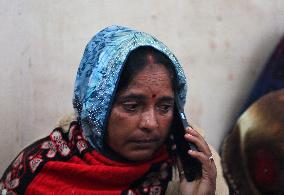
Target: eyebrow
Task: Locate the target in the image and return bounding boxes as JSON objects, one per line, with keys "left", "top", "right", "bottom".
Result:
{"left": 159, "top": 96, "right": 175, "bottom": 102}
{"left": 118, "top": 93, "right": 174, "bottom": 102}
{"left": 118, "top": 94, "right": 146, "bottom": 102}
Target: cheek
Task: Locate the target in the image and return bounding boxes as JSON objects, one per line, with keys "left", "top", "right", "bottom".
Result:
{"left": 108, "top": 108, "right": 126, "bottom": 126}
{"left": 158, "top": 114, "right": 173, "bottom": 136}
{"left": 106, "top": 108, "right": 136, "bottom": 142}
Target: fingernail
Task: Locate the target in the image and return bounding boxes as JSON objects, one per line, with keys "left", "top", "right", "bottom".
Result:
{"left": 184, "top": 133, "right": 191, "bottom": 138}
{"left": 189, "top": 129, "right": 196, "bottom": 135}
{"left": 186, "top": 127, "right": 193, "bottom": 133}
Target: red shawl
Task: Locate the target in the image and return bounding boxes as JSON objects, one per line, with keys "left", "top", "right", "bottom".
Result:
{"left": 0, "top": 122, "right": 172, "bottom": 195}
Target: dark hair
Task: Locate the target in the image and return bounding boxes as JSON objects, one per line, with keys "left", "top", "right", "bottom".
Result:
{"left": 116, "top": 46, "right": 177, "bottom": 93}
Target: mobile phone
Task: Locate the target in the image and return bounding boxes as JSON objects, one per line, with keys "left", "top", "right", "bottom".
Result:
{"left": 172, "top": 96, "right": 202, "bottom": 181}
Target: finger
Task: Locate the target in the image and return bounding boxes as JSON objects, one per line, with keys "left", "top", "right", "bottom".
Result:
{"left": 185, "top": 126, "right": 203, "bottom": 139}
{"left": 188, "top": 150, "right": 217, "bottom": 180}
{"left": 184, "top": 132, "right": 211, "bottom": 156}
{"left": 188, "top": 149, "right": 214, "bottom": 168}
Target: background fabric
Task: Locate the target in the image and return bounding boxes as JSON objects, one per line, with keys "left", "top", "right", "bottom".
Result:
{"left": 221, "top": 35, "right": 284, "bottom": 194}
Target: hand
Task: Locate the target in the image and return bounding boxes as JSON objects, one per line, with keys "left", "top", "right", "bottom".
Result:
{"left": 177, "top": 127, "right": 217, "bottom": 195}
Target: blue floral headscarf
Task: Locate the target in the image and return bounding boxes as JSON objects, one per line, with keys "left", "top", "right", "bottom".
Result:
{"left": 73, "top": 25, "right": 187, "bottom": 150}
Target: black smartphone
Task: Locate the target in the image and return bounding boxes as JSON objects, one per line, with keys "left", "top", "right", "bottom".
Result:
{"left": 172, "top": 96, "right": 202, "bottom": 181}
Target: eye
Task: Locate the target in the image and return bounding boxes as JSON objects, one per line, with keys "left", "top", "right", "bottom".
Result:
{"left": 122, "top": 102, "right": 139, "bottom": 112}
{"left": 157, "top": 104, "right": 173, "bottom": 114}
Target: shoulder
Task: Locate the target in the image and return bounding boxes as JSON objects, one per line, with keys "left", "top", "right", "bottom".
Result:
{"left": 0, "top": 120, "right": 90, "bottom": 194}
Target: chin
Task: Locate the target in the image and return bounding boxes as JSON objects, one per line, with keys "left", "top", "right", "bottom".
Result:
{"left": 125, "top": 150, "right": 156, "bottom": 162}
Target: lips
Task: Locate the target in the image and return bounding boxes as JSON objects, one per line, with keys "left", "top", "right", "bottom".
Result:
{"left": 129, "top": 137, "right": 160, "bottom": 148}
{"left": 132, "top": 139, "right": 158, "bottom": 144}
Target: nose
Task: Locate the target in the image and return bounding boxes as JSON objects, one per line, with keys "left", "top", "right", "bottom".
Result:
{"left": 139, "top": 109, "right": 159, "bottom": 131}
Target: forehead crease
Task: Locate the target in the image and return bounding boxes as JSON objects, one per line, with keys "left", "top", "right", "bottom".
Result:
{"left": 125, "top": 64, "right": 173, "bottom": 94}
{"left": 138, "top": 72, "right": 169, "bottom": 82}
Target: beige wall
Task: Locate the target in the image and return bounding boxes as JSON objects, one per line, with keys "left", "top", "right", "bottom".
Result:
{"left": 1, "top": 0, "right": 284, "bottom": 175}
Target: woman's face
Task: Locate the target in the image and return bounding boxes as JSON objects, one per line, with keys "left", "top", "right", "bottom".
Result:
{"left": 106, "top": 63, "right": 174, "bottom": 162}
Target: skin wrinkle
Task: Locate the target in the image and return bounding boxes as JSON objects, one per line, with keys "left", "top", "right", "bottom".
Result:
{"left": 130, "top": 64, "right": 170, "bottom": 94}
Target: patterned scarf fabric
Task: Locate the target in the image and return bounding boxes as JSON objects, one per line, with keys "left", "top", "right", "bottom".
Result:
{"left": 1, "top": 122, "right": 172, "bottom": 195}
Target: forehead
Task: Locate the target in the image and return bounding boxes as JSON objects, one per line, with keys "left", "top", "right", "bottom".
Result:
{"left": 120, "top": 64, "right": 174, "bottom": 95}
{"left": 132, "top": 63, "right": 172, "bottom": 84}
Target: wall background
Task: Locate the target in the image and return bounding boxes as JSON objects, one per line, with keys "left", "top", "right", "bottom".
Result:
{"left": 1, "top": 0, "right": 284, "bottom": 175}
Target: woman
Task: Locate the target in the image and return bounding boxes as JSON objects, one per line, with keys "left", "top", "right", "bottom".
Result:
{"left": 1, "top": 26, "right": 227, "bottom": 194}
